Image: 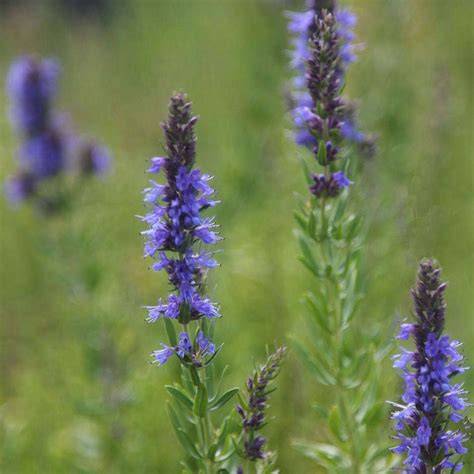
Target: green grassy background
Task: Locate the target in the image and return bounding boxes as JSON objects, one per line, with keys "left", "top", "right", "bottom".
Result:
{"left": 0, "top": 0, "right": 472, "bottom": 472}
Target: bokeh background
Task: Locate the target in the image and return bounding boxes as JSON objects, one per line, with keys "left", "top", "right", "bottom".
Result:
{"left": 0, "top": 0, "right": 472, "bottom": 472}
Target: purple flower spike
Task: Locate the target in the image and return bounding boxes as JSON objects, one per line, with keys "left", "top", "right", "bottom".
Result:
{"left": 142, "top": 93, "right": 221, "bottom": 368}
{"left": 287, "top": 2, "right": 367, "bottom": 151}
{"left": 287, "top": 3, "right": 375, "bottom": 199}
{"left": 237, "top": 347, "right": 287, "bottom": 462}
{"left": 390, "top": 260, "right": 470, "bottom": 471}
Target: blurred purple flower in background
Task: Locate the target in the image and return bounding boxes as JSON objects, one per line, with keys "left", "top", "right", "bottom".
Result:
{"left": 5, "top": 55, "right": 112, "bottom": 210}
{"left": 7, "top": 56, "right": 59, "bottom": 136}
{"left": 19, "top": 129, "right": 66, "bottom": 178}
{"left": 76, "top": 139, "right": 112, "bottom": 176}
{"left": 286, "top": 1, "right": 373, "bottom": 186}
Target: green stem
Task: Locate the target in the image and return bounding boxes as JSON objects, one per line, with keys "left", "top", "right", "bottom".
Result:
{"left": 198, "top": 369, "right": 214, "bottom": 474}
{"left": 318, "top": 205, "right": 360, "bottom": 473}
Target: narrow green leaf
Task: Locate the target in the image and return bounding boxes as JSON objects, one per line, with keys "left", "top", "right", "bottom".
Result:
{"left": 328, "top": 405, "right": 346, "bottom": 442}
{"left": 365, "top": 443, "right": 391, "bottom": 466}
{"left": 202, "top": 343, "right": 224, "bottom": 367}
{"left": 293, "top": 440, "right": 344, "bottom": 468}
{"left": 298, "top": 156, "right": 313, "bottom": 185}
{"left": 308, "top": 210, "right": 316, "bottom": 239}
{"left": 167, "top": 402, "right": 201, "bottom": 459}
{"left": 333, "top": 194, "right": 347, "bottom": 224}
{"left": 216, "top": 417, "right": 230, "bottom": 451}
{"left": 237, "top": 392, "right": 248, "bottom": 411}
{"left": 342, "top": 295, "right": 363, "bottom": 328}
{"left": 165, "top": 385, "right": 193, "bottom": 411}
{"left": 305, "top": 292, "right": 332, "bottom": 334}
{"left": 210, "top": 388, "right": 239, "bottom": 411}
{"left": 294, "top": 210, "right": 307, "bottom": 231}
{"left": 176, "top": 428, "right": 202, "bottom": 460}
{"left": 298, "top": 255, "right": 321, "bottom": 278}
{"left": 295, "top": 230, "right": 321, "bottom": 277}
{"left": 311, "top": 403, "right": 329, "bottom": 418}
{"left": 292, "top": 340, "right": 335, "bottom": 385}
{"left": 365, "top": 401, "right": 386, "bottom": 426}
{"left": 208, "top": 417, "right": 231, "bottom": 461}
{"left": 180, "top": 365, "right": 195, "bottom": 393}
{"left": 207, "top": 443, "right": 218, "bottom": 462}
{"left": 345, "top": 215, "right": 361, "bottom": 241}
{"left": 167, "top": 401, "right": 182, "bottom": 433}
{"left": 205, "top": 363, "right": 215, "bottom": 400}
{"left": 210, "top": 365, "right": 229, "bottom": 402}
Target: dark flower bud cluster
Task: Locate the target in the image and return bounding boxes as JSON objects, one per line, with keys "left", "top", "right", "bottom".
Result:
{"left": 5, "top": 56, "right": 111, "bottom": 209}
{"left": 310, "top": 170, "right": 351, "bottom": 198}
{"left": 141, "top": 93, "right": 220, "bottom": 367}
{"left": 390, "top": 260, "right": 470, "bottom": 472}
{"left": 286, "top": 3, "right": 374, "bottom": 200}
{"left": 236, "top": 346, "right": 287, "bottom": 462}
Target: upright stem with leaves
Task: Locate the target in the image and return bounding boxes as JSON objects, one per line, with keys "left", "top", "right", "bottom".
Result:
{"left": 140, "top": 93, "right": 286, "bottom": 473}
{"left": 287, "top": 6, "right": 389, "bottom": 472}
{"left": 139, "top": 93, "right": 239, "bottom": 473}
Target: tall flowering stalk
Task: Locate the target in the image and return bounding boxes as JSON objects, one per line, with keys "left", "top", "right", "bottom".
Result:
{"left": 288, "top": 5, "right": 390, "bottom": 472}
{"left": 5, "top": 56, "right": 111, "bottom": 212}
{"left": 140, "top": 93, "right": 286, "bottom": 473}
{"left": 390, "top": 260, "right": 470, "bottom": 472}
{"left": 236, "top": 346, "right": 287, "bottom": 473}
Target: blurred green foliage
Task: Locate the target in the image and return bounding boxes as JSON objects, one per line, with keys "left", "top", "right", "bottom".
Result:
{"left": 0, "top": 0, "right": 472, "bottom": 472}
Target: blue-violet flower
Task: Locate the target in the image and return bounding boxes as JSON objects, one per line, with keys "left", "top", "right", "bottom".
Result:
{"left": 287, "top": 3, "right": 374, "bottom": 200}
{"left": 141, "top": 93, "right": 220, "bottom": 367}
{"left": 390, "top": 260, "right": 470, "bottom": 472}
